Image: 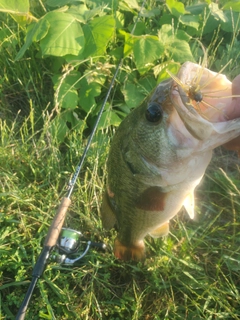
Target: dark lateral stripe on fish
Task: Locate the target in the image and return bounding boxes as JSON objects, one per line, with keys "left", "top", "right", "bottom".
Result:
{"left": 136, "top": 186, "right": 166, "bottom": 211}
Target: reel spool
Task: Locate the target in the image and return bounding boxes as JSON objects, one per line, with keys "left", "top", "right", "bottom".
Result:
{"left": 52, "top": 228, "right": 106, "bottom": 265}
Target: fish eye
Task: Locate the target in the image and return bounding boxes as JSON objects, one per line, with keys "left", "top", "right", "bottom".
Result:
{"left": 145, "top": 103, "right": 163, "bottom": 123}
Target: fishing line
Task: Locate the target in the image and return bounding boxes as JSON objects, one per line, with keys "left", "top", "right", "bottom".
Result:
{"left": 15, "top": 1, "right": 147, "bottom": 319}
{"left": 67, "top": 0, "right": 147, "bottom": 198}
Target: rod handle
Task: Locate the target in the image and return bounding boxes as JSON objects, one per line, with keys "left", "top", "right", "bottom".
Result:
{"left": 44, "top": 197, "right": 71, "bottom": 247}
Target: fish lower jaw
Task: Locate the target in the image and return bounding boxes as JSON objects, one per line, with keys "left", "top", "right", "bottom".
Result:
{"left": 114, "top": 238, "right": 145, "bottom": 261}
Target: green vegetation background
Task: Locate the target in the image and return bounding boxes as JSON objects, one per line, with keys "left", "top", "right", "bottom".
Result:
{"left": 1, "top": 0, "right": 240, "bottom": 319}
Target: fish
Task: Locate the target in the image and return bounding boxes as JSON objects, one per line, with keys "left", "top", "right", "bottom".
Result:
{"left": 100, "top": 61, "right": 240, "bottom": 261}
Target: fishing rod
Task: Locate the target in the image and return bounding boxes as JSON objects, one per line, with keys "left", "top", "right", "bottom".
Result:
{"left": 15, "top": 2, "right": 146, "bottom": 319}
{"left": 15, "top": 61, "right": 121, "bottom": 320}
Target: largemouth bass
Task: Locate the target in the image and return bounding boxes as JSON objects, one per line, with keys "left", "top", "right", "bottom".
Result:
{"left": 101, "top": 62, "right": 240, "bottom": 261}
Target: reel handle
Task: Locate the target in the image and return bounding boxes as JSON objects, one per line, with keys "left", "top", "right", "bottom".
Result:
{"left": 90, "top": 242, "right": 107, "bottom": 250}
{"left": 44, "top": 197, "right": 71, "bottom": 247}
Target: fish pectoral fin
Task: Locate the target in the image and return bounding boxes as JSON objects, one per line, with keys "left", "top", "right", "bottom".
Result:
{"left": 183, "top": 192, "right": 195, "bottom": 219}
{"left": 149, "top": 222, "right": 169, "bottom": 238}
{"left": 100, "top": 191, "right": 117, "bottom": 229}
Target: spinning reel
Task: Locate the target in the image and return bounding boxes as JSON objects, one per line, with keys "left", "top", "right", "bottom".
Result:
{"left": 52, "top": 228, "right": 106, "bottom": 265}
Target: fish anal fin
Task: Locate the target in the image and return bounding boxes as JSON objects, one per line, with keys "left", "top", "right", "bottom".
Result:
{"left": 100, "top": 190, "right": 117, "bottom": 229}
{"left": 149, "top": 222, "right": 169, "bottom": 238}
{"left": 114, "top": 238, "right": 145, "bottom": 261}
{"left": 183, "top": 192, "right": 195, "bottom": 219}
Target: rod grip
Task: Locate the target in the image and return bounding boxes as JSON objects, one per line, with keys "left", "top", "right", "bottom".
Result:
{"left": 44, "top": 197, "right": 71, "bottom": 247}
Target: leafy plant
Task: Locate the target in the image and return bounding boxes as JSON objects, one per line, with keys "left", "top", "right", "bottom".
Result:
{"left": 1, "top": 0, "right": 239, "bottom": 142}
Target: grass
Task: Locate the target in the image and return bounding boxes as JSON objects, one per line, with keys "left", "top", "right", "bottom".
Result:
{"left": 1, "top": 2, "right": 240, "bottom": 320}
{"left": 1, "top": 117, "right": 240, "bottom": 320}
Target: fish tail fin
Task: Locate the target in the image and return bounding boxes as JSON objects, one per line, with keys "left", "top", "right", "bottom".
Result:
{"left": 114, "top": 238, "right": 145, "bottom": 261}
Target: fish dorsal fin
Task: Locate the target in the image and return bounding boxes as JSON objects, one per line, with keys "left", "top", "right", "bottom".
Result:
{"left": 183, "top": 192, "right": 195, "bottom": 219}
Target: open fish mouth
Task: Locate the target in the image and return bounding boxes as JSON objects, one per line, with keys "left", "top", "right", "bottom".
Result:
{"left": 169, "top": 61, "right": 240, "bottom": 143}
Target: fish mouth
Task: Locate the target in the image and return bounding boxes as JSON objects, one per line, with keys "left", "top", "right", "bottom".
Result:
{"left": 170, "top": 62, "right": 240, "bottom": 142}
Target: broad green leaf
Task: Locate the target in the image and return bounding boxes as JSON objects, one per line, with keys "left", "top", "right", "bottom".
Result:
{"left": 15, "top": 20, "right": 50, "bottom": 60}
{"left": 52, "top": 71, "right": 82, "bottom": 89}
{"left": 158, "top": 24, "right": 178, "bottom": 44}
{"left": 66, "top": 4, "right": 87, "bottom": 23}
{"left": 109, "top": 46, "right": 123, "bottom": 60}
{"left": 84, "top": 67, "right": 107, "bottom": 86}
{"left": 0, "top": 0, "right": 29, "bottom": 13}
{"left": 139, "top": 8, "right": 161, "bottom": 18}
{"left": 158, "top": 25, "right": 194, "bottom": 63}
{"left": 48, "top": 115, "right": 69, "bottom": 143}
{"left": 202, "top": 13, "right": 221, "bottom": 35}
{"left": 47, "top": 0, "right": 76, "bottom": 7}
{"left": 13, "top": 15, "right": 37, "bottom": 27}
{"left": 115, "top": 11, "right": 125, "bottom": 29}
{"left": 59, "top": 84, "right": 78, "bottom": 109}
{"left": 62, "top": 90, "right": 78, "bottom": 110}
{"left": 97, "top": 111, "right": 122, "bottom": 130}
{"left": 179, "top": 14, "right": 199, "bottom": 29}
{"left": 120, "top": 30, "right": 136, "bottom": 56}
{"left": 133, "top": 35, "right": 164, "bottom": 73}
{"left": 67, "top": 4, "right": 105, "bottom": 23}
{"left": 220, "top": 10, "right": 240, "bottom": 32}
{"left": 175, "top": 29, "right": 192, "bottom": 42}
{"left": 62, "top": 111, "right": 85, "bottom": 130}
{"left": 122, "top": 75, "right": 156, "bottom": 109}
{"left": 52, "top": 71, "right": 81, "bottom": 109}
{"left": 122, "top": 82, "right": 145, "bottom": 108}
{"left": 159, "top": 13, "right": 177, "bottom": 26}
{"left": 78, "top": 78, "right": 102, "bottom": 113}
{"left": 53, "top": 76, "right": 79, "bottom": 109}
{"left": 15, "top": 24, "right": 35, "bottom": 60}
{"left": 84, "top": 5, "right": 109, "bottom": 21}
{"left": 186, "top": 3, "right": 207, "bottom": 15}
{"left": 87, "top": 15, "right": 115, "bottom": 56}
{"left": 153, "top": 62, "right": 180, "bottom": 83}
{"left": 32, "top": 18, "right": 50, "bottom": 42}
{"left": 115, "top": 104, "right": 131, "bottom": 115}
{"left": 82, "top": 24, "right": 97, "bottom": 58}
{"left": 166, "top": 0, "right": 188, "bottom": 18}
{"left": 167, "top": 39, "right": 194, "bottom": 62}
{"left": 128, "top": 21, "right": 146, "bottom": 36}
{"left": 39, "top": 11, "right": 85, "bottom": 57}
{"left": 158, "top": 23, "right": 191, "bottom": 42}
{"left": 138, "top": 76, "right": 157, "bottom": 95}
{"left": 222, "top": 1, "right": 240, "bottom": 11}
{"left": 122, "top": 0, "right": 139, "bottom": 10}
{"left": 209, "top": 3, "right": 227, "bottom": 22}
{"left": 87, "top": 0, "right": 118, "bottom": 10}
